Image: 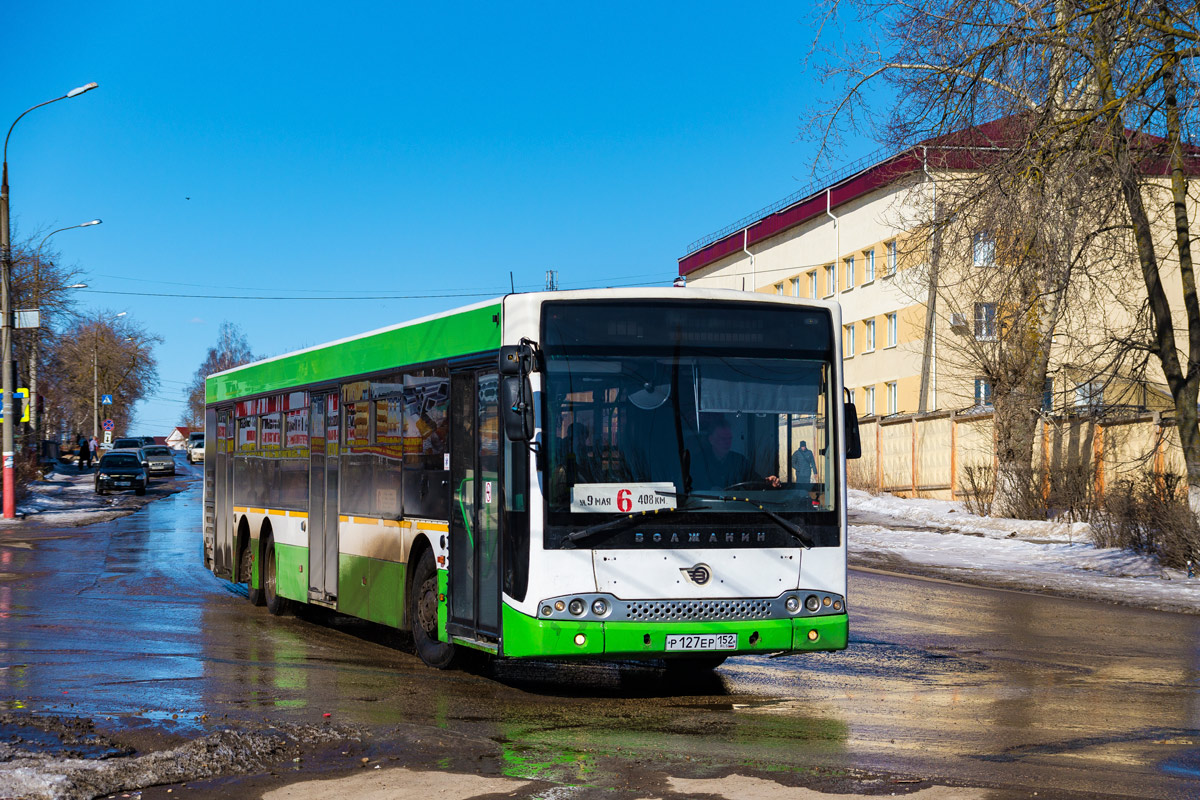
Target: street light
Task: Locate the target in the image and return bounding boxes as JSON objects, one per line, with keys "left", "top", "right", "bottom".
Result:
{"left": 94, "top": 311, "right": 126, "bottom": 440}
{"left": 31, "top": 220, "right": 101, "bottom": 451}
{"left": 1, "top": 81, "right": 99, "bottom": 519}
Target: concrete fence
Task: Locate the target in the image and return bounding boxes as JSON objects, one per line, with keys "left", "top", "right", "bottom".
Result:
{"left": 849, "top": 409, "right": 1182, "bottom": 500}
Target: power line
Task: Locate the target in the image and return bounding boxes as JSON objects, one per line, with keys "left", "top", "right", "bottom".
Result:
{"left": 77, "top": 277, "right": 675, "bottom": 302}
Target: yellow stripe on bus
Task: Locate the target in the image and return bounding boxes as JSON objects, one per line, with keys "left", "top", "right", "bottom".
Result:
{"left": 266, "top": 509, "right": 286, "bottom": 516}
{"left": 287, "top": 511, "right": 308, "bottom": 518}
{"left": 416, "top": 522, "right": 450, "bottom": 532}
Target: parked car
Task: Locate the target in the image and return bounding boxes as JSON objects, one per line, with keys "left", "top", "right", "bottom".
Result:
{"left": 112, "top": 437, "right": 143, "bottom": 450}
{"left": 94, "top": 452, "right": 148, "bottom": 496}
{"left": 141, "top": 445, "right": 176, "bottom": 477}
{"left": 139, "top": 436, "right": 157, "bottom": 447}
{"left": 188, "top": 437, "right": 205, "bottom": 464}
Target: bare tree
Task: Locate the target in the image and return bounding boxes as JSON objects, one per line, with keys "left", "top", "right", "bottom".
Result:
{"left": 810, "top": 0, "right": 1200, "bottom": 509}
{"left": 48, "top": 312, "right": 161, "bottom": 440}
{"left": 182, "top": 322, "right": 256, "bottom": 427}
{"left": 7, "top": 233, "right": 87, "bottom": 447}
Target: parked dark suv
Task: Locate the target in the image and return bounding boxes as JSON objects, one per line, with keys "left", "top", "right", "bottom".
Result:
{"left": 94, "top": 452, "right": 148, "bottom": 496}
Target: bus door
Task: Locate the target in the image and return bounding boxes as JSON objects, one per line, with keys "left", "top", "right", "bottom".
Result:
{"left": 448, "top": 369, "right": 502, "bottom": 640}
{"left": 211, "top": 406, "right": 235, "bottom": 578}
{"left": 308, "top": 393, "right": 340, "bottom": 603}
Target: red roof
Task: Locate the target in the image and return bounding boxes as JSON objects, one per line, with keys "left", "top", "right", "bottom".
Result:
{"left": 679, "top": 116, "right": 1200, "bottom": 277}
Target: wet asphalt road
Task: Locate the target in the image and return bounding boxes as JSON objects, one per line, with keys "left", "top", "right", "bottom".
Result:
{"left": 1, "top": 461, "right": 1199, "bottom": 799}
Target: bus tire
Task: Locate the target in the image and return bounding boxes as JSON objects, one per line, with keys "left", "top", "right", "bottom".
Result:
{"left": 664, "top": 655, "right": 727, "bottom": 672}
{"left": 263, "top": 535, "right": 291, "bottom": 616}
{"left": 239, "top": 529, "right": 264, "bottom": 606}
{"left": 410, "top": 548, "right": 457, "bottom": 669}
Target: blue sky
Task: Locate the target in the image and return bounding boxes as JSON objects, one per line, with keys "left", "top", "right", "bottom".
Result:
{"left": 3, "top": 2, "right": 882, "bottom": 434}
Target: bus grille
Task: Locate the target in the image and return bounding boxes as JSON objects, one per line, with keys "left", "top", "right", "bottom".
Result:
{"left": 621, "top": 599, "right": 773, "bottom": 622}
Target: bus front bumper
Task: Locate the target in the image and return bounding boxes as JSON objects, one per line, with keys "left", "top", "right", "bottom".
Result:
{"left": 499, "top": 603, "right": 847, "bottom": 659}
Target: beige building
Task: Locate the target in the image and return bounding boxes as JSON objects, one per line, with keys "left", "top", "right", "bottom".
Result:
{"left": 678, "top": 134, "right": 1199, "bottom": 422}
{"left": 679, "top": 149, "right": 941, "bottom": 417}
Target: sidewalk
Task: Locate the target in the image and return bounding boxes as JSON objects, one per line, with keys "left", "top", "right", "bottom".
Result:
{"left": 0, "top": 461, "right": 194, "bottom": 527}
{"left": 848, "top": 488, "right": 1200, "bottom": 614}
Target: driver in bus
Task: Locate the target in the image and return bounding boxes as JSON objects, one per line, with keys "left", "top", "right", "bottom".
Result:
{"left": 693, "top": 416, "right": 781, "bottom": 490}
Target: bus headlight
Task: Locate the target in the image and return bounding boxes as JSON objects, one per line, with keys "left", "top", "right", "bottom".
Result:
{"left": 805, "top": 595, "right": 821, "bottom": 612}
{"left": 568, "top": 598, "right": 585, "bottom": 616}
{"left": 591, "top": 599, "right": 609, "bottom": 616}
{"left": 785, "top": 595, "right": 800, "bottom": 613}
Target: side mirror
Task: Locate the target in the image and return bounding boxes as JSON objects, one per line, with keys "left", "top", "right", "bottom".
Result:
{"left": 844, "top": 402, "right": 862, "bottom": 459}
{"left": 501, "top": 375, "right": 535, "bottom": 442}
{"left": 499, "top": 343, "right": 536, "bottom": 376}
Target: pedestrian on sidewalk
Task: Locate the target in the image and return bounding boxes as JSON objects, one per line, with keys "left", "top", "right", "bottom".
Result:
{"left": 77, "top": 434, "right": 90, "bottom": 470}
{"left": 89, "top": 435, "right": 100, "bottom": 464}
{"left": 791, "top": 440, "right": 818, "bottom": 484}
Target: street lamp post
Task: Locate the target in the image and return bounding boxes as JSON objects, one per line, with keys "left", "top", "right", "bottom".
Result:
{"left": 1, "top": 81, "right": 98, "bottom": 519}
{"left": 32, "top": 220, "right": 98, "bottom": 452}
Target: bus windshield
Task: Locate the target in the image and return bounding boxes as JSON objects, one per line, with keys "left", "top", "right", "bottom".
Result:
{"left": 541, "top": 300, "right": 839, "bottom": 549}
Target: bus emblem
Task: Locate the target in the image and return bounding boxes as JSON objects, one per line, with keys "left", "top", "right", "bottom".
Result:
{"left": 681, "top": 564, "right": 711, "bottom": 585}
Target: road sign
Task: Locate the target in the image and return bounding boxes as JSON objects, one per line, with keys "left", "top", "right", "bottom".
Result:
{"left": 0, "top": 388, "right": 30, "bottom": 423}
{"left": 103, "top": 431, "right": 112, "bottom": 445}
{"left": 102, "top": 419, "right": 114, "bottom": 432}
{"left": 101, "top": 394, "right": 114, "bottom": 405}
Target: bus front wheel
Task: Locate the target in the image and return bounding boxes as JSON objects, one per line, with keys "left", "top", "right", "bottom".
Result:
{"left": 410, "top": 549, "right": 457, "bottom": 669}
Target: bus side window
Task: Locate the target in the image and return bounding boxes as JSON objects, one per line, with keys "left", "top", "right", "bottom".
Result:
{"left": 402, "top": 368, "right": 451, "bottom": 520}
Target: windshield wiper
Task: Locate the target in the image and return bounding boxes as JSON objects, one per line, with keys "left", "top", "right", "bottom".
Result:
{"left": 559, "top": 509, "right": 674, "bottom": 549}
{"left": 654, "top": 490, "right": 814, "bottom": 549}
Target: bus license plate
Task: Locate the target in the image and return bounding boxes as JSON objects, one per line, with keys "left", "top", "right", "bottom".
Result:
{"left": 665, "top": 633, "right": 737, "bottom": 652}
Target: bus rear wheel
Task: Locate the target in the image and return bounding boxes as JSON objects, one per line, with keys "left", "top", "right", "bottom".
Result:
{"left": 263, "top": 536, "right": 291, "bottom": 616}
{"left": 410, "top": 548, "right": 457, "bottom": 669}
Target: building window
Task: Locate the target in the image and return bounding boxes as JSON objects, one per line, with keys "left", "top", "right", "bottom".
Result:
{"left": 886, "top": 241, "right": 897, "bottom": 275}
{"left": 775, "top": 282, "right": 784, "bottom": 295}
{"left": 847, "top": 388, "right": 855, "bottom": 406}
{"left": 808, "top": 271, "right": 817, "bottom": 298}
{"left": 865, "top": 319, "right": 876, "bottom": 351}
{"left": 975, "top": 378, "right": 993, "bottom": 407}
{"left": 865, "top": 250, "right": 875, "bottom": 282}
{"left": 1074, "top": 381, "right": 1104, "bottom": 410}
{"left": 865, "top": 386, "right": 875, "bottom": 415}
{"left": 887, "top": 313, "right": 898, "bottom": 346}
{"left": 845, "top": 255, "right": 855, "bottom": 289}
{"left": 974, "top": 302, "right": 998, "bottom": 340}
{"left": 973, "top": 232, "right": 996, "bottom": 267}
{"left": 1042, "top": 377, "right": 1054, "bottom": 413}
{"left": 825, "top": 265, "right": 835, "bottom": 296}
{"left": 791, "top": 277, "right": 800, "bottom": 297}
{"left": 886, "top": 381, "right": 898, "bottom": 414}
{"left": 844, "top": 323, "right": 855, "bottom": 356}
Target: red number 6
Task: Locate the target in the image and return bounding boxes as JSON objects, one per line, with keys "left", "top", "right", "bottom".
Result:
{"left": 617, "top": 489, "right": 632, "bottom": 512}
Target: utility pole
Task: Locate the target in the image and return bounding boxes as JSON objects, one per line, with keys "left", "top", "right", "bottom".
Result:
{"left": 1, "top": 82, "right": 98, "bottom": 518}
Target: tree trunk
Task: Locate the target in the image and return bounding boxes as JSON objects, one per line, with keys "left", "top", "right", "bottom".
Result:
{"left": 991, "top": 382, "right": 1042, "bottom": 517}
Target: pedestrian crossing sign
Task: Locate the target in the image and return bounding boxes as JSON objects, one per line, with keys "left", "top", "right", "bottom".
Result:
{"left": 101, "top": 394, "right": 114, "bottom": 405}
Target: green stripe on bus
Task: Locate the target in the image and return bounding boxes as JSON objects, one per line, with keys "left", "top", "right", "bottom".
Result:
{"left": 274, "top": 543, "right": 308, "bottom": 602}
{"left": 338, "top": 554, "right": 408, "bottom": 628}
{"left": 206, "top": 303, "right": 502, "bottom": 403}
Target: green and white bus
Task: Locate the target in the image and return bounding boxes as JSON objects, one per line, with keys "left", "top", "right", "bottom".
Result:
{"left": 202, "top": 288, "right": 859, "bottom": 669}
